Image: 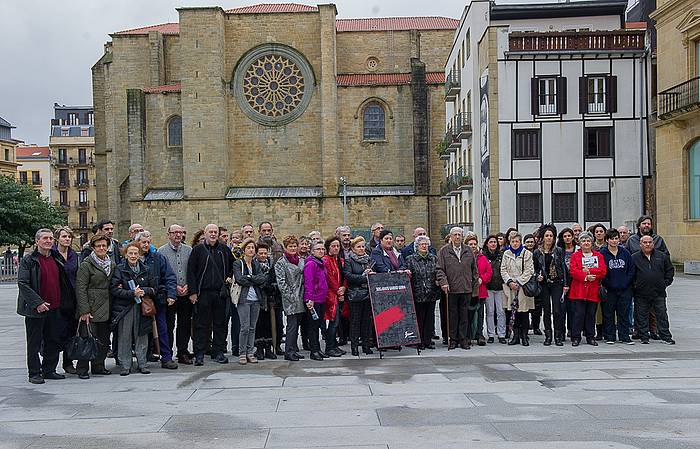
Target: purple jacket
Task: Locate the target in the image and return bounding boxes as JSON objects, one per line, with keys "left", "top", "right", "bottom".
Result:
{"left": 303, "top": 256, "right": 329, "bottom": 304}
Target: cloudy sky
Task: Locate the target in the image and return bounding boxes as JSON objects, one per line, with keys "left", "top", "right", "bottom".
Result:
{"left": 0, "top": 0, "right": 632, "bottom": 145}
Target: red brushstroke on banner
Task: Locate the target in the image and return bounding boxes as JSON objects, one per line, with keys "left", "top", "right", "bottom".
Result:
{"left": 374, "top": 305, "right": 405, "bottom": 335}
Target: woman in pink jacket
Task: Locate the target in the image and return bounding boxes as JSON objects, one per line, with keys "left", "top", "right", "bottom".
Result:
{"left": 466, "top": 234, "right": 492, "bottom": 345}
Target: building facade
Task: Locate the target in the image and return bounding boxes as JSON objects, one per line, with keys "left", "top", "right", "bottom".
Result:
{"left": 0, "top": 116, "right": 20, "bottom": 177}
{"left": 444, "top": 0, "right": 651, "bottom": 238}
{"left": 16, "top": 145, "right": 52, "bottom": 200}
{"left": 48, "top": 104, "right": 96, "bottom": 246}
{"left": 92, "top": 3, "right": 455, "bottom": 244}
{"left": 652, "top": 0, "right": 700, "bottom": 264}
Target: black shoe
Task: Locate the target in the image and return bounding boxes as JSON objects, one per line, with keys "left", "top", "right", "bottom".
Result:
{"left": 28, "top": 375, "right": 45, "bottom": 384}
{"left": 521, "top": 332, "right": 530, "bottom": 347}
{"left": 650, "top": 332, "right": 661, "bottom": 340}
{"left": 148, "top": 354, "right": 160, "bottom": 362}
{"left": 663, "top": 339, "right": 676, "bottom": 345}
{"left": 161, "top": 360, "right": 178, "bottom": 369}
{"left": 275, "top": 346, "right": 285, "bottom": 356}
{"left": 641, "top": 339, "right": 650, "bottom": 344}
{"left": 78, "top": 373, "right": 90, "bottom": 379}
{"left": 194, "top": 357, "right": 204, "bottom": 366}
{"left": 426, "top": 342, "right": 436, "bottom": 349}
{"left": 318, "top": 351, "right": 329, "bottom": 359}
{"left": 337, "top": 347, "right": 347, "bottom": 355}
{"left": 178, "top": 354, "right": 193, "bottom": 365}
{"left": 293, "top": 352, "right": 305, "bottom": 359}
{"left": 264, "top": 345, "right": 277, "bottom": 360}
{"left": 586, "top": 337, "right": 598, "bottom": 346}
{"left": 442, "top": 338, "right": 449, "bottom": 346}
{"left": 477, "top": 336, "right": 486, "bottom": 346}
{"left": 362, "top": 346, "right": 374, "bottom": 355}
{"left": 284, "top": 353, "right": 300, "bottom": 361}
{"left": 326, "top": 348, "right": 343, "bottom": 357}
{"left": 533, "top": 329, "right": 543, "bottom": 336}
{"left": 213, "top": 353, "right": 229, "bottom": 364}
{"left": 460, "top": 339, "right": 471, "bottom": 350}
{"left": 555, "top": 338, "right": 564, "bottom": 346}
{"left": 120, "top": 368, "right": 130, "bottom": 376}
{"left": 432, "top": 335, "right": 440, "bottom": 340}
{"left": 508, "top": 332, "right": 521, "bottom": 346}
{"left": 310, "top": 352, "right": 324, "bottom": 361}
{"left": 43, "top": 372, "right": 65, "bottom": 380}
{"left": 92, "top": 369, "right": 111, "bottom": 375}
{"left": 498, "top": 337, "right": 507, "bottom": 344}
{"left": 544, "top": 332, "right": 552, "bottom": 346}
{"left": 487, "top": 337, "right": 494, "bottom": 344}
{"left": 351, "top": 345, "right": 359, "bottom": 356}
{"left": 63, "top": 365, "right": 78, "bottom": 375}
{"left": 571, "top": 339, "right": 580, "bottom": 347}
{"left": 138, "top": 367, "right": 151, "bottom": 374}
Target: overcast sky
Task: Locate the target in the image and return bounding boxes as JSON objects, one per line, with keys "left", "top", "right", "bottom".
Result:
{"left": 0, "top": 0, "right": 632, "bottom": 145}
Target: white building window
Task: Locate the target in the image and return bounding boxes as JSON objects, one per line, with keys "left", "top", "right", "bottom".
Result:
{"left": 588, "top": 77, "right": 606, "bottom": 114}
{"left": 539, "top": 78, "right": 558, "bottom": 115}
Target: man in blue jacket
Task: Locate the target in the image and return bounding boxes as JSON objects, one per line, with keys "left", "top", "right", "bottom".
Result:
{"left": 136, "top": 231, "right": 178, "bottom": 369}
{"left": 600, "top": 229, "right": 635, "bottom": 344}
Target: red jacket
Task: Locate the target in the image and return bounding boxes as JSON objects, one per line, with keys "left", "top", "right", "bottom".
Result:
{"left": 323, "top": 255, "right": 349, "bottom": 320}
{"left": 476, "top": 252, "right": 493, "bottom": 299}
{"left": 568, "top": 250, "right": 607, "bottom": 302}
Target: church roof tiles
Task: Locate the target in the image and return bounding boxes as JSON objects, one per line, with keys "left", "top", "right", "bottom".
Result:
{"left": 337, "top": 72, "right": 445, "bottom": 87}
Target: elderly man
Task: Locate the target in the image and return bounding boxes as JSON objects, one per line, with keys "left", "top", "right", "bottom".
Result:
{"left": 17, "top": 229, "right": 72, "bottom": 384}
{"left": 617, "top": 225, "right": 630, "bottom": 246}
{"left": 436, "top": 227, "right": 480, "bottom": 350}
{"left": 402, "top": 227, "right": 437, "bottom": 259}
{"left": 158, "top": 224, "right": 193, "bottom": 365}
{"left": 335, "top": 226, "right": 353, "bottom": 260}
{"left": 258, "top": 221, "right": 284, "bottom": 262}
{"left": 136, "top": 231, "right": 178, "bottom": 369}
{"left": 187, "top": 224, "right": 235, "bottom": 365}
{"left": 241, "top": 224, "right": 255, "bottom": 240}
{"left": 632, "top": 235, "right": 675, "bottom": 344}
{"left": 368, "top": 222, "right": 384, "bottom": 251}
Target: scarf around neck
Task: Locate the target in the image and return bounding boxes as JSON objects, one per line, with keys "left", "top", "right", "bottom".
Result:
{"left": 349, "top": 251, "right": 371, "bottom": 265}
{"left": 509, "top": 245, "right": 524, "bottom": 257}
{"left": 90, "top": 251, "right": 111, "bottom": 276}
{"left": 284, "top": 252, "right": 300, "bottom": 266}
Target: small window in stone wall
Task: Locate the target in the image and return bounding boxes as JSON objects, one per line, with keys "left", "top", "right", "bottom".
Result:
{"left": 363, "top": 103, "right": 385, "bottom": 141}
{"left": 167, "top": 116, "right": 182, "bottom": 147}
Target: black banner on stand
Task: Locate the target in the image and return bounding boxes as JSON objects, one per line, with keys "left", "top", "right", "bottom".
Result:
{"left": 367, "top": 271, "right": 420, "bottom": 349}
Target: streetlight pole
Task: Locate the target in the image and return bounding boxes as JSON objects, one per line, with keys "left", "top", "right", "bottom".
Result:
{"left": 339, "top": 176, "right": 348, "bottom": 226}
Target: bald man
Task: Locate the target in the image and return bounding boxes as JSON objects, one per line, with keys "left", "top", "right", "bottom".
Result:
{"left": 186, "top": 224, "right": 235, "bottom": 366}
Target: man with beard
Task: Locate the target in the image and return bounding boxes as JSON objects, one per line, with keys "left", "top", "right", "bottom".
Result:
{"left": 335, "top": 226, "right": 352, "bottom": 260}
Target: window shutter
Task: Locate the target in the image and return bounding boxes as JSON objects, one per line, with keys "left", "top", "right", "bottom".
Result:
{"left": 557, "top": 77, "right": 567, "bottom": 115}
{"left": 579, "top": 77, "right": 588, "bottom": 114}
{"left": 607, "top": 75, "right": 618, "bottom": 113}
{"left": 531, "top": 78, "right": 539, "bottom": 117}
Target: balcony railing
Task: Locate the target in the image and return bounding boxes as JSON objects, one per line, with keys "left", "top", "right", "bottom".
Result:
{"left": 658, "top": 76, "right": 700, "bottom": 120}
{"left": 445, "top": 69, "right": 460, "bottom": 100}
{"left": 55, "top": 180, "right": 70, "bottom": 189}
{"left": 54, "top": 201, "right": 70, "bottom": 209}
{"left": 440, "top": 169, "right": 473, "bottom": 196}
{"left": 74, "top": 179, "right": 90, "bottom": 187}
{"left": 508, "top": 30, "right": 645, "bottom": 53}
{"left": 74, "top": 200, "right": 94, "bottom": 209}
{"left": 445, "top": 112, "right": 472, "bottom": 150}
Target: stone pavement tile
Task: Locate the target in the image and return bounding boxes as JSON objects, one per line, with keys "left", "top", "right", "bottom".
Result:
{"left": 277, "top": 393, "right": 473, "bottom": 412}
{"left": 187, "top": 384, "right": 371, "bottom": 401}
{"left": 0, "top": 405, "right": 82, "bottom": 422}
{"left": 525, "top": 369, "right": 616, "bottom": 380}
{"left": 1, "top": 389, "right": 195, "bottom": 407}
{"left": 265, "top": 424, "right": 504, "bottom": 447}
{"left": 0, "top": 415, "right": 170, "bottom": 437}
{"left": 513, "top": 360, "right": 665, "bottom": 371}
{"left": 544, "top": 378, "right": 700, "bottom": 391}
{"left": 74, "top": 398, "right": 279, "bottom": 418}
{"left": 282, "top": 375, "right": 363, "bottom": 387}
{"left": 579, "top": 403, "right": 700, "bottom": 420}
{"left": 605, "top": 368, "right": 700, "bottom": 379}
{"left": 388, "top": 442, "right": 642, "bottom": 449}
{"left": 490, "top": 390, "right": 665, "bottom": 405}
{"left": 193, "top": 373, "right": 284, "bottom": 389}
{"left": 161, "top": 409, "right": 379, "bottom": 431}
{"left": 650, "top": 389, "right": 700, "bottom": 404}
{"left": 25, "top": 428, "right": 269, "bottom": 449}
{"left": 0, "top": 437, "right": 39, "bottom": 449}
{"left": 368, "top": 380, "right": 549, "bottom": 396}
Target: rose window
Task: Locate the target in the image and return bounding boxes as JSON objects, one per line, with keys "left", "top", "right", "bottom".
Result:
{"left": 233, "top": 44, "right": 315, "bottom": 126}
{"left": 243, "top": 55, "right": 305, "bottom": 117}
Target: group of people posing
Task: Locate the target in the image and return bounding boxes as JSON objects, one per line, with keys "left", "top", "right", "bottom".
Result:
{"left": 16, "top": 215, "right": 675, "bottom": 384}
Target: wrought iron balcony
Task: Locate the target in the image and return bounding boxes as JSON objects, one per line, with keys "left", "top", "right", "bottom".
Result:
{"left": 445, "top": 69, "right": 460, "bottom": 100}
{"left": 658, "top": 76, "right": 700, "bottom": 120}
{"left": 440, "top": 168, "right": 473, "bottom": 197}
{"left": 508, "top": 30, "right": 645, "bottom": 53}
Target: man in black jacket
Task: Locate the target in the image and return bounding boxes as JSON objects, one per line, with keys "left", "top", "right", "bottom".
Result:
{"left": 187, "top": 224, "right": 234, "bottom": 365}
{"left": 17, "top": 229, "right": 73, "bottom": 384}
{"left": 632, "top": 235, "right": 675, "bottom": 345}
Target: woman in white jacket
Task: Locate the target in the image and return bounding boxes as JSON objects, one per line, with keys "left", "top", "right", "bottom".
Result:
{"left": 501, "top": 233, "right": 535, "bottom": 346}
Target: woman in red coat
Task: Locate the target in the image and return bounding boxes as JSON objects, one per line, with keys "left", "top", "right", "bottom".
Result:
{"left": 568, "top": 231, "right": 607, "bottom": 347}
{"left": 323, "top": 236, "right": 348, "bottom": 357}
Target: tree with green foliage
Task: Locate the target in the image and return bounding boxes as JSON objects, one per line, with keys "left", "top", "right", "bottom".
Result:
{"left": 0, "top": 175, "right": 66, "bottom": 255}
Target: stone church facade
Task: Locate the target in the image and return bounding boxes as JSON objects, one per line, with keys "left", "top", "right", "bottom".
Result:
{"left": 92, "top": 3, "right": 456, "bottom": 243}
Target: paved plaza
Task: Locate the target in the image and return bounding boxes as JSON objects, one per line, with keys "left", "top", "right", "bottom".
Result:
{"left": 1, "top": 276, "right": 700, "bottom": 449}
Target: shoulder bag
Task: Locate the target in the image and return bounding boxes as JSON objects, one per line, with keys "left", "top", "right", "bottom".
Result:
{"left": 230, "top": 262, "right": 244, "bottom": 305}
{"left": 521, "top": 255, "right": 542, "bottom": 298}
{"left": 141, "top": 296, "right": 156, "bottom": 316}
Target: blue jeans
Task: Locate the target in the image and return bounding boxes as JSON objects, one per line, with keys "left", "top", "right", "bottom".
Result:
{"left": 155, "top": 303, "right": 173, "bottom": 362}
{"left": 603, "top": 289, "right": 632, "bottom": 341}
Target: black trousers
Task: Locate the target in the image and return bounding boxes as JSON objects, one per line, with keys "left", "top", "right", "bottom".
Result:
{"left": 255, "top": 307, "right": 273, "bottom": 340}
{"left": 76, "top": 321, "right": 110, "bottom": 375}
{"left": 305, "top": 303, "right": 326, "bottom": 352}
{"left": 60, "top": 309, "right": 77, "bottom": 369}
{"left": 636, "top": 296, "right": 672, "bottom": 341}
{"left": 439, "top": 292, "right": 448, "bottom": 340}
{"left": 572, "top": 300, "right": 597, "bottom": 340}
{"left": 166, "top": 295, "right": 193, "bottom": 357}
{"left": 415, "top": 301, "right": 435, "bottom": 346}
{"left": 349, "top": 300, "right": 372, "bottom": 346}
{"left": 193, "top": 290, "right": 228, "bottom": 358}
{"left": 535, "top": 282, "right": 564, "bottom": 337}
{"left": 25, "top": 309, "right": 65, "bottom": 377}
{"left": 447, "top": 293, "right": 469, "bottom": 342}
{"left": 285, "top": 312, "right": 303, "bottom": 355}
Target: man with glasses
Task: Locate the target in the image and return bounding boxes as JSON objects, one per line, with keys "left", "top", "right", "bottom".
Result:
{"left": 158, "top": 224, "right": 194, "bottom": 364}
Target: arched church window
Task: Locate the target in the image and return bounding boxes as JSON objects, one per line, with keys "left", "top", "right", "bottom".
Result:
{"left": 167, "top": 116, "right": 182, "bottom": 147}
{"left": 363, "top": 103, "right": 385, "bottom": 141}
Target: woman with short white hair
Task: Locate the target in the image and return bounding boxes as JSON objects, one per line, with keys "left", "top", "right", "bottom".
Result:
{"left": 501, "top": 232, "right": 535, "bottom": 346}
{"left": 405, "top": 235, "right": 440, "bottom": 349}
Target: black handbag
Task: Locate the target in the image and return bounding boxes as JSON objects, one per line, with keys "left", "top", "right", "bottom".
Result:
{"left": 65, "top": 321, "right": 98, "bottom": 361}
{"left": 599, "top": 285, "right": 608, "bottom": 302}
{"left": 521, "top": 256, "right": 542, "bottom": 297}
